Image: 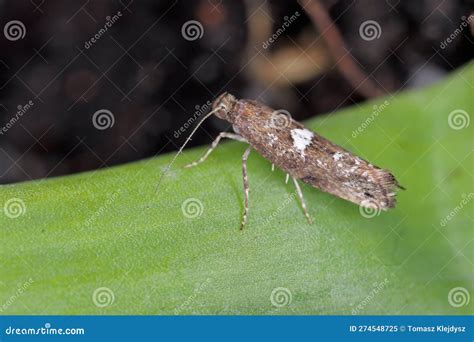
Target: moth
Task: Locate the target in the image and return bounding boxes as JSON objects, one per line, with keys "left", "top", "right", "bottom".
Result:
{"left": 160, "top": 92, "right": 403, "bottom": 229}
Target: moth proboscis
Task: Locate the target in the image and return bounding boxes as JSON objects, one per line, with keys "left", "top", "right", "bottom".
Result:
{"left": 158, "top": 92, "right": 404, "bottom": 230}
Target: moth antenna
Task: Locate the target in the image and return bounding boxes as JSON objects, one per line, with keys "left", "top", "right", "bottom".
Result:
{"left": 155, "top": 105, "right": 226, "bottom": 194}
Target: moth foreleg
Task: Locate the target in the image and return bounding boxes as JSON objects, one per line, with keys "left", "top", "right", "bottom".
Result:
{"left": 292, "top": 177, "right": 313, "bottom": 224}
{"left": 184, "top": 132, "right": 247, "bottom": 168}
{"left": 240, "top": 146, "right": 252, "bottom": 230}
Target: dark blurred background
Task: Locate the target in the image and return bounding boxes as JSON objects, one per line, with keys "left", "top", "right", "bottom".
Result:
{"left": 0, "top": 0, "right": 472, "bottom": 184}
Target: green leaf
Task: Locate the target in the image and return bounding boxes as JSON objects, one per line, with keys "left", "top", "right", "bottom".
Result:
{"left": 1, "top": 63, "right": 473, "bottom": 315}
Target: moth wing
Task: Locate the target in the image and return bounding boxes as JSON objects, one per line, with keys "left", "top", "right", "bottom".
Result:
{"left": 295, "top": 138, "right": 401, "bottom": 209}
{"left": 232, "top": 99, "right": 401, "bottom": 209}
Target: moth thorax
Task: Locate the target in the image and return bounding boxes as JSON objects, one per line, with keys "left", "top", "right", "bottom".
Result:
{"left": 212, "top": 92, "right": 238, "bottom": 123}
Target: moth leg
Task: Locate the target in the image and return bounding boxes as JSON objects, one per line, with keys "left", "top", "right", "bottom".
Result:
{"left": 240, "top": 146, "right": 252, "bottom": 230}
{"left": 292, "top": 177, "right": 313, "bottom": 224}
{"left": 184, "top": 132, "right": 247, "bottom": 168}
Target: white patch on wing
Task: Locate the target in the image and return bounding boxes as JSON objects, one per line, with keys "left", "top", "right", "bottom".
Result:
{"left": 267, "top": 133, "right": 279, "bottom": 148}
{"left": 268, "top": 133, "right": 278, "bottom": 143}
{"left": 291, "top": 128, "right": 313, "bottom": 156}
{"left": 333, "top": 151, "right": 344, "bottom": 161}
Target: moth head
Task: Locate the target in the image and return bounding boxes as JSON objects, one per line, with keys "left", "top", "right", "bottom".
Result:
{"left": 212, "top": 92, "right": 237, "bottom": 123}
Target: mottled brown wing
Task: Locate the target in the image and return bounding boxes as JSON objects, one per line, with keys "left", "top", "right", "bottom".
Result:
{"left": 232, "top": 98, "right": 401, "bottom": 209}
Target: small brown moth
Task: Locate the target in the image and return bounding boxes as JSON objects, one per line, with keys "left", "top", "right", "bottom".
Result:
{"left": 160, "top": 92, "right": 403, "bottom": 229}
